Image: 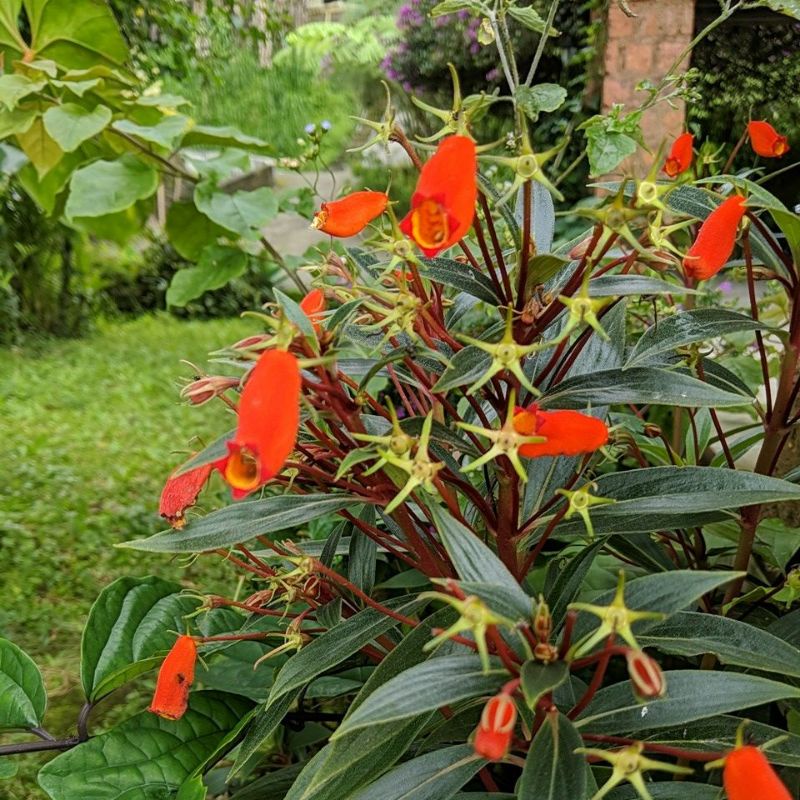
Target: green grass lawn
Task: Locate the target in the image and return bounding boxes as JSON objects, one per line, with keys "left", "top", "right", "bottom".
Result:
{"left": 0, "top": 314, "right": 253, "bottom": 797}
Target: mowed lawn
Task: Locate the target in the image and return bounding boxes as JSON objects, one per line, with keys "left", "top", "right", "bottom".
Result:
{"left": 0, "top": 314, "right": 254, "bottom": 786}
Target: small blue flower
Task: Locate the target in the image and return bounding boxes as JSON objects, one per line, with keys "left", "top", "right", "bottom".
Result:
{"left": 321, "top": 120, "right": 332, "bottom": 131}
{"left": 304, "top": 123, "right": 316, "bottom": 135}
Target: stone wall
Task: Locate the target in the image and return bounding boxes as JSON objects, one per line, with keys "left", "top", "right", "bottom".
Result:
{"left": 602, "top": 0, "right": 695, "bottom": 172}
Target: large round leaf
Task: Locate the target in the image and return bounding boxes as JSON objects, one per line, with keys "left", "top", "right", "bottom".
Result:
{"left": 66, "top": 155, "right": 158, "bottom": 219}
{"left": 0, "top": 637, "right": 46, "bottom": 729}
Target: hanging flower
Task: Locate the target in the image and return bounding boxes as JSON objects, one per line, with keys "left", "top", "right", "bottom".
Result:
{"left": 399, "top": 135, "right": 477, "bottom": 257}
{"left": 300, "top": 288, "right": 327, "bottom": 335}
{"left": 723, "top": 746, "right": 791, "bottom": 800}
{"left": 747, "top": 121, "right": 790, "bottom": 159}
{"left": 683, "top": 195, "right": 747, "bottom": 281}
{"left": 214, "top": 349, "right": 301, "bottom": 500}
{"left": 512, "top": 405, "right": 609, "bottom": 458}
{"left": 159, "top": 462, "right": 212, "bottom": 529}
{"left": 312, "top": 191, "right": 389, "bottom": 237}
{"left": 473, "top": 693, "right": 517, "bottom": 761}
{"left": 148, "top": 635, "right": 197, "bottom": 721}
{"left": 664, "top": 132, "right": 694, "bottom": 177}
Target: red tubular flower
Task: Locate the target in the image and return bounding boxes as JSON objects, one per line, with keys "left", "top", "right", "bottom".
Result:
{"left": 300, "top": 288, "right": 326, "bottom": 335}
{"left": 626, "top": 649, "right": 666, "bottom": 700}
{"left": 214, "top": 349, "right": 301, "bottom": 500}
{"left": 724, "top": 746, "right": 791, "bottom": 800}
{"left": 148, "top": 635, "right": 197, "bottom": 721}
{"left": 664, "top": 132, "right": 694, "bottom": 178}
{"left": 513, "top": 404, "right": 609, "bottom": 458}
{"left": 473, "top": 694, "right": 517, "bottom": 761}
{"left": 399, "top": 135, "right": 477, "bottom": 258}
{"left": 748, "top": 121, "right": 790, "bottom": 158}
{"left": 159, "top": 462, "right": 212, "bottom": 529}
{"left": 312, "top": 191, "right": 388, "bottom": 237}
{"left": 682, "top": 195, "right": 747, "bottom": 281}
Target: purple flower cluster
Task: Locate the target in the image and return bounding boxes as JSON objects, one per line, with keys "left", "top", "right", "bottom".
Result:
{"left": 398, "top": 3, "right": 424, "bottom": 30}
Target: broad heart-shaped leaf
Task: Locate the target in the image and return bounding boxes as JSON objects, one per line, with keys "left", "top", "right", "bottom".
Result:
{"left": 112, "top": 115, "right": 191, "bottom": 151}
{"left": 421, "top": 257, "right": 500, "bottom": 305}
{"left": 429, "top": 504, "right": 531, "bottom": 618}
{"left": 122, "top": 494, "right": 364, "bottom": 553}
{"left": 431, "top": 346, "right": 491, "bottom": 393}
{"left": 21, "top": 0, "right": 128, "bottom": 69}
{"left": 576, "top": 670, "right": 800, "bottom": 735}
{"left": 761, "top": 0, "right": 800, "bottom": 21}
{"left": 15, "top": 113, "right": 62, "bottom": 177}
{"left": 586, "top": 130, "right": 637, "bottom": 176}
{"left": 0, "top": 74, "right": 45, "bottom": 110}
{"left": 42, "top": 103, "right": 111, "bottom": 152}
{"left": 0, "top": 638, "right": 46, "bottom": 729}
{"left": 588, "top": 275, "right": 702, "bottom": 298}
{"left": 516, "top": 83, "right": 567, "bottom": 120}
{"left": 538, "top": 366, "right": 749, "bottom": 409}
{"left": 626, "top": 309, "right": 769, "bottom": 369}
{"left": 333, "top": 655, "right": 508, "bottom": 738}
{"left": 571, "top": 570, "right": 742, "bottom": 644}
{"left": 181, "top": 124, "right": 272, "bottom": 155}
{"left": 166, "top": 245, "right": 248, "bottom": 307}
{"left": 38, "top": 691, "right": 252, "bottom": 800}
{"left": 350, "top": 745, "right": 484, "bottom": 800}
{"left": 194, "top": 182, "right": 278, "bottom": 238}
{"left": 269, "top": 597, "right": 423, "bottom": 704}
{"left": 549, "top": 466, "right": 800, "bottom": 539}
{"left": 165, "top": 201, "right": 230, "bottom": 262}
{"left": 521, "top": 661, "right": 569, "bottom": 710}
{"left": 518, "top": 712, "right": 587, "bottom": 800}
{"left": 637, "top": 611, "right": 800, "bottom": 678}
{"left": 81, "top": 576, "right": 200, "bottom": 701}
{"left": 66, "top": 155, "right": 158, "bottom": 219}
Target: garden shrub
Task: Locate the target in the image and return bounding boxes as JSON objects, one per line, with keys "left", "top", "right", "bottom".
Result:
{"left": 4, "top": 1, "right": 800, "bottom": 800}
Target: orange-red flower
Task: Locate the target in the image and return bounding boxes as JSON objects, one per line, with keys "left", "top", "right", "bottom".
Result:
{"left": 724, "top": 746, "right": 791, "bottom": 800}
{"left": 312, "top": 190, "right": 388, "bottom": 237}
{"left": 748, "top": 121, "right": 790, "bottom": 159}
{"left": 214, "top": 349, "right": 301, "bottom": 500}
{"left": 683, "top": 194, "right": 747, "bottom": 281}
{"left": 473, "top": 694, "right": 517, "bottom": 761}
{"left": 148, "top": 635, "right": 197, "bottom": 721}
{"left": 300, "top": 288, "right": 326, "bottom": 335}
{"left": 664, "top": 132, "right": 694, "bottom": 178}
{"left": 399, "top": 135, "right": 477, "bottom": 258}
{"left": 159, "top": 462, "right": 212, "bottom": 529}
{"left": 513, "top": 404, "right": 609, "bottom": 458}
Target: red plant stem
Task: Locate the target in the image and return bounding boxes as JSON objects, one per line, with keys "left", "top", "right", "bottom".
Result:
{"left": 519, "top": 503, "right": 569, "bottom": 575}
{"left": 479, "top": 192, "right": 513, "bottom": 302}
{"left": 390, "top": 126, "right": 423, "bottom": 169}
{"left": 743, "top": 232, "right": 773, "bottom": 419}
{"left": 697, "top": 359, "right": 736, "bottom": 468}
{"left": 213, "top": 598, "right": 311, "bottom": 619}
{"left": 215, "top": 549, "right": 271, "bottom": 578}
{"left": 748, "top": 212, "right": 796, "bottom": 279}
{"left": 516, "top": 180, "right": 533, "bottom": 312}
{"left": 237, "top": 545, "right": 276, "bottom": 576}
{"left": 580, "top": 734, "right": 723, "bottom": 763}
{"left": 558, "top": 611, "right": 576, "bottom": 660}
{"left": 314, "top": 560, "right": 419, "bottom": 627}
{"left": 478, "top": 767, "right": 501, "bottom": 793}
{"left": 473, "top": 213, "right": 505, "bottom": 299}
{"left": 568, "top": 636, "right": 615, "bottom": 720}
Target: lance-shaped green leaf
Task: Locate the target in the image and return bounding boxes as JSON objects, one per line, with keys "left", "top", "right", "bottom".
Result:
{"left": 421, "top": 257, "right": 501, "bottom": 305}
{"left": 333, "top": 655, "right": 508, "bottom": 738}
{"left": 545, "top": 539, "right": 606, "bottom": 627}
{"left": 432, "top": 346, "right": 492, "bottom": 393}
{"left": 547, "top": 467, "right": 800, "bottom": 539}
{"left": 269, "top": 598, "right": 423, "bottom": 703}
{"left": 66, "top": 155, "right": 158, "bottom": 219}
{"left": 121, "top": 494, "right": 364, "bottom": 553}
{"left": 429, "top": 504, "right": 532, "bottom": 618}
{"left": 350, "top": 744, "right": 485, "bottom": 800}
{"left": 521, "top": 661, "right": 569, "bottom": 711}
{"left": 0, "top": 638, "right": 46, "bottom": 729}
{"left": 626, "top": 309, "right": 770, "bottom": 368}
{"left": 81, "top": 576, "right": 200, "bottom": 701}
{"left": 38, "top": 692, "right": 252, "bottom": 800}
{"left": 637, "top": 611, "right": 800, "bottom": 678}
{"left": 518, "top": 712, "right": 587, "bottom": 800}
{"left": 173, "top": 430, "right": 233, "bottom": 476}
{"left": 539, "top": 367, "right": 749, "bottom": 409}
{"left": 576, "top": 671, "right": 800, "bottom": 734}
{"left": 604, "top": 785, "right": 719, "bottom": 800}
{"left": 588, "top": 275, "right": 702, "bottom": 298}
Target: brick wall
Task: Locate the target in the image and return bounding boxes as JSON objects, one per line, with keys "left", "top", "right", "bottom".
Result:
{"left": 602, "top": 0, "right": 695, "bottom": 173}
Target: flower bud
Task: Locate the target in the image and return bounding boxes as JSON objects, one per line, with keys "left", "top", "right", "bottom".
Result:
{"left": 148, "top": 635, "right": 197, "bottom": 720}
{"left": 180, "top": 375, "right": 240, "bottom": 406}
{"left": 159, "top": 462, "right": 212, "bottom": 529}
{"left": 231, "top": 334, "right": 272, "bottom": 353}
{"left": 643, "top": 423, "right": 662, "bottom": 439}
{"left": 534, "top": 642, "right": 559, "bottom": 663}
{"left": 533, "top": 597, "right": 552, "bottom": 642}
{"left": 473, "top": 694, "right": 517, "bottom": 761}
{"left": 626, "top": 648, "right": 666, "bottom": 700}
